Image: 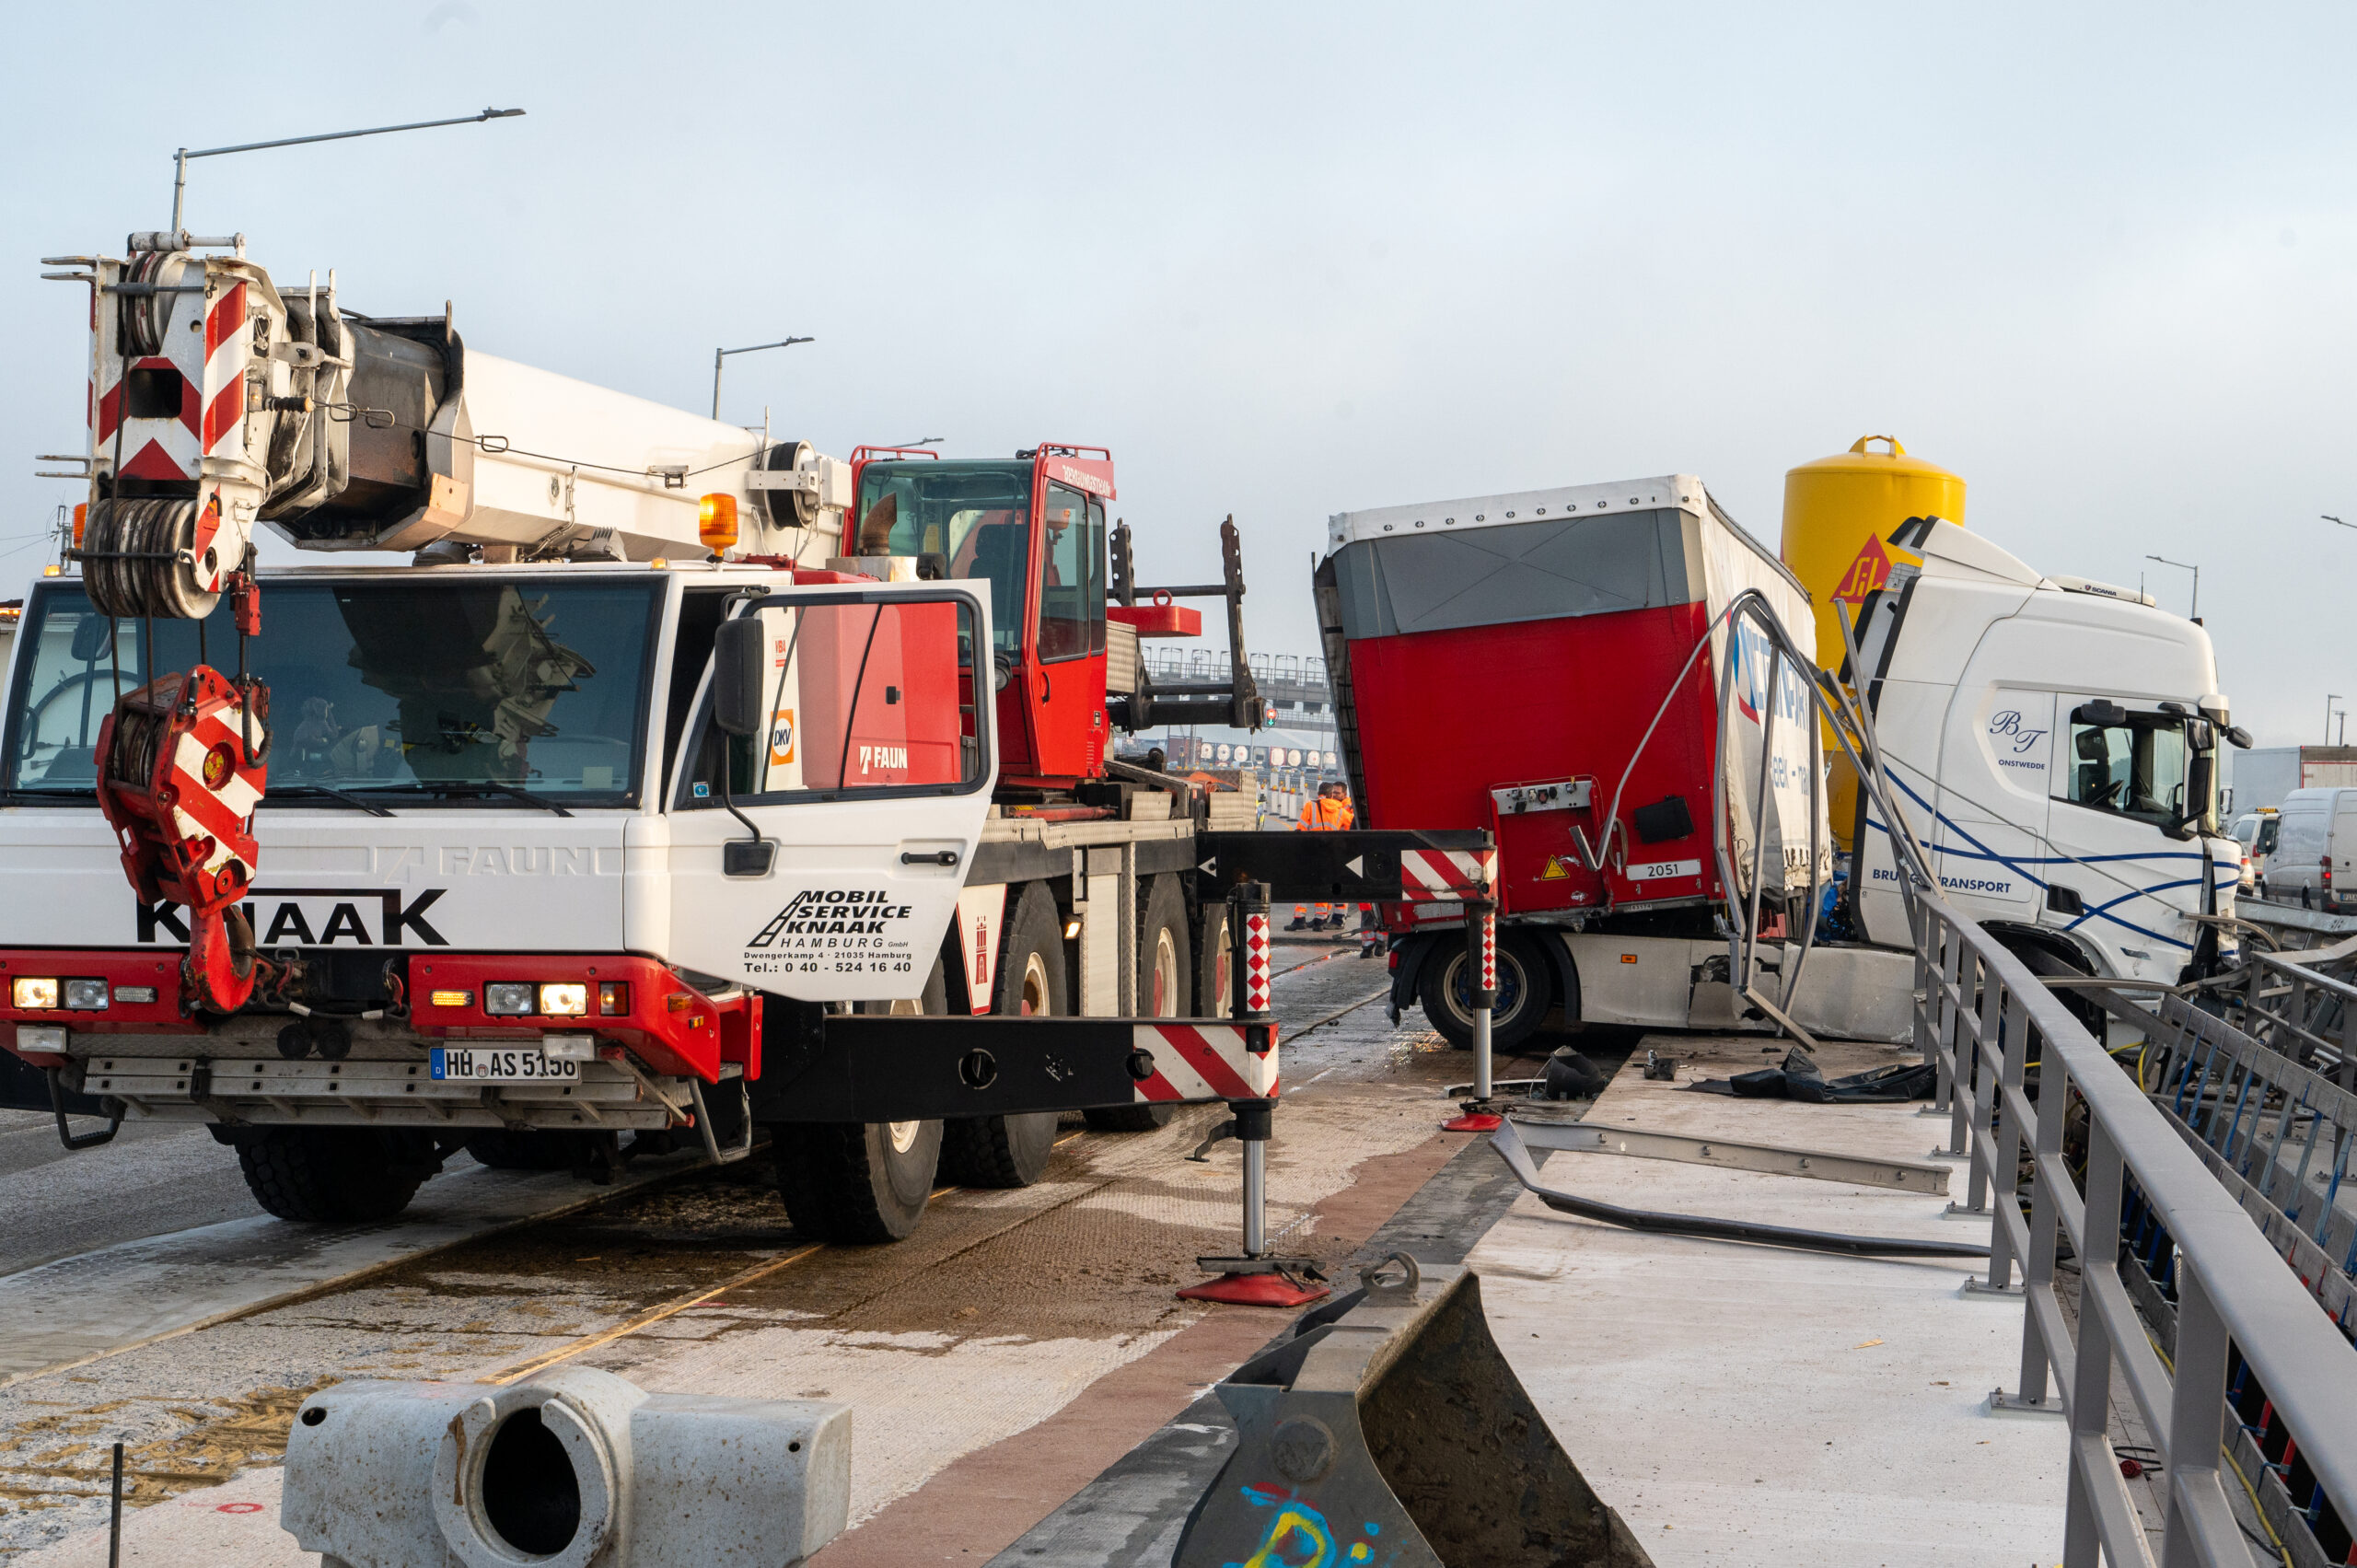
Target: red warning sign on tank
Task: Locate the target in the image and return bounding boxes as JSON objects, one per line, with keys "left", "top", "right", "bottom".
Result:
{"left": 1832, "top": 534, "right": 1894, "bottom": 604}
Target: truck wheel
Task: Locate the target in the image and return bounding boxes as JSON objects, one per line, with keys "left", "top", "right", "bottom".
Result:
{"left": 1086, "top": 875, "right": 1190, "bottom": 1132}
{"left": 940, "top": 886, "right": 1062, "bottom": 1187}
{"left": 237, "top": 1128, "right": 431, "bottom": 1223}
{"left": 464, "top": 1130, "right": 587, "bottom": 1171}
{"left": 1198, "top": 899, "right": 1234, "bottom": 1018}
{"left": 773, "top": 961, "right": 948, "bottom": 1243}
{"left": 1418, "top": 928, "right": 1551, "bottom": 1054}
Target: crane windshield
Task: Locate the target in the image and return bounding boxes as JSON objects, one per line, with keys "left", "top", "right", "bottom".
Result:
{"left": 2, "top": 576, "right": 661, "bottom": 805}
{"left": 854, "top": 460, "right": 1030, "bottom": 659}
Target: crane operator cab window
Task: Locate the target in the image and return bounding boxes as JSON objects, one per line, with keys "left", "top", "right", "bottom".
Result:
{"left": 1036, "top": 482, "right": 1106, "bottom": 662}
{"left": 853, "top": 461, "right": 1034, "bottom": 686}
{"left": 2059, "top": 699, "right": 2216, "bottom": 837}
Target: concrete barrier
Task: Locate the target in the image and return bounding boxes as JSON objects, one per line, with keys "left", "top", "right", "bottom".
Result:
{"left": 1175, "top": 1255, "right": 1652, "bottom": 1567}
{"left": 282, "top": 1365, "right": 849, "bottom": 1567}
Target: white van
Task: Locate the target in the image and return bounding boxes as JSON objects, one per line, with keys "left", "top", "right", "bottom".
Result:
{"left": 2231, "top": 808, "right": 2280, "bottom": 895}
{"left": 2257, "top": 791, "right": 2357, "bottom": 909}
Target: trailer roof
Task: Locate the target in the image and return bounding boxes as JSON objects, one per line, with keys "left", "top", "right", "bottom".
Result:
{"left": 1326, "top": 474, "right": 1706, "bottom": 550}
{"left": 1325, "top": 473, "right": 1805, "bottom": 599}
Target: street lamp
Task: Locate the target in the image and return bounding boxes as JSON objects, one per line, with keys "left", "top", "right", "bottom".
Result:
{"left": 170, "top": 108, "right": 524, "bottom": 235}
{"left": 2328, "top": 695, "right": 2343, "bottom": 745}
{"left": 713, "top": 338, "right": 814, "bottom": 420}
{"left": 2144, "top": 553, "right": 2199, "bottom": 620}
{"left": 883, "top": 437, "right": 945, "bottom": 448}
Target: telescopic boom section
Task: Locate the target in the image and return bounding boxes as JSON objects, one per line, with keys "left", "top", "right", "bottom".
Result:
{"left": 41, "top": 234, "right": 858, "bottom": 1011}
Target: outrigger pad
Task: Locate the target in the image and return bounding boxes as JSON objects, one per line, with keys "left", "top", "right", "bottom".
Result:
{"left": 1175, "top": 1257, "right": 1654, "bottom": 1568}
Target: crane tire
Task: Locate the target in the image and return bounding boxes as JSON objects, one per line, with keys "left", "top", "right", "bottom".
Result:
{"left": 1086, "top": 875, "right": 1190, "bottom": 1132}
{"left": 236, "top": 1128, "right": 429, "bottom": 1223}
{"left": 940, "top": 884, "right": 1063, "bottom": 1187}
{"left": 773, "top": 959, "right": 948, "bottom": 1243}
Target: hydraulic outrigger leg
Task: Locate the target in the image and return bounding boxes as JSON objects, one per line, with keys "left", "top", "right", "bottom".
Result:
{"left": 1179, "top": 882, "right": 1329, "bottom": 1308}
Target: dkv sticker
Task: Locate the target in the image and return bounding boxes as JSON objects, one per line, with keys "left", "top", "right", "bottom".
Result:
{"left": 769, "top": 708, "right": 796, "bottom": 767}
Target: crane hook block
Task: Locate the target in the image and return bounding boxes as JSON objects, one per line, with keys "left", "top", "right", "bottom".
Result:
{"left": 93, "top": 665, "right": 273, "bottom": 1012}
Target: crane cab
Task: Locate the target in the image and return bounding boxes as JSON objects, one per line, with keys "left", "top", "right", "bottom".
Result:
{"left": 848, "top": 445, "right": 1113, "bottom": 794}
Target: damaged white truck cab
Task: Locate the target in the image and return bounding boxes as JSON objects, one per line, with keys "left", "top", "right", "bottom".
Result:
{"left": 1846, "top": 517, "right": 2247, "bottom": 991}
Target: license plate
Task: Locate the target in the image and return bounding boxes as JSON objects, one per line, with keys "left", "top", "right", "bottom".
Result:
{"left": 430, "top": 1048, "right": 582, "bottom": 1084}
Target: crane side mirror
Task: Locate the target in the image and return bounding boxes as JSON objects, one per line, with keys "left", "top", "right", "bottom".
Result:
{"left": 713, "top": 616, "right": 766, "bottom": 737}
{"left": 69, "top": 615, "right": 115, "bottom": 664}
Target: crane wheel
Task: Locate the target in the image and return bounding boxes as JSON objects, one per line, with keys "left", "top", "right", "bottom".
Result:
{"left": 940, "top": 885, "right": 1063, "bottom": 1187}
{"left": 234, "top": 1128, "right": 432, "bottom": 1223}
{"left": 1086, "top": 874, "right": 1190, "bottom": 1132}
{"left": 772, "top": 959, "right": 948, "bottom": 1243}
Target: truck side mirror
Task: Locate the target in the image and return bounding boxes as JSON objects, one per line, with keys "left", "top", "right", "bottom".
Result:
{"left": 714, "top": 616, "right": 765, "bottom": 737}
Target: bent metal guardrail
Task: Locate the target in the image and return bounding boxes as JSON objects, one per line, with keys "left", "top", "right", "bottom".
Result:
{"left": 1552, "top": 586, "right": 2357, "bottom": 1563}
{"left": 1917, "top": 897, "right": 2357, "bottom": 1567}
{"left": 2235, "top": 937, "right": 2357, "bottom": 1085}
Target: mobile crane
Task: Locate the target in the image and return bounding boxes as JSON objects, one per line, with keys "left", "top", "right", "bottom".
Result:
{"left": 2, "top": 229, "right": 1280, "bottom": 1243}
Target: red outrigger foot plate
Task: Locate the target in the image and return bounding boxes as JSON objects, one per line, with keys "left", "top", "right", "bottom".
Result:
{"left": 1177, "top": 1273, "right": 1331, "bottom": 1308}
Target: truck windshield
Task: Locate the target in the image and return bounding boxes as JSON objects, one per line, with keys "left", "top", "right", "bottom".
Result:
{"left": 854, "top": 461, "right": 1030, "bottom": 659}
{"left": 2061, "top": 708, "right": 2204, "bottom": 831}
{"left": 4, "top": 577, "right": 660, "bottom": 803}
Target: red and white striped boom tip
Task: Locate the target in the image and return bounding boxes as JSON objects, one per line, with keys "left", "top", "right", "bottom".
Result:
{"left": 1131, "top": 1022, "right": 1278, "bottom": 1104}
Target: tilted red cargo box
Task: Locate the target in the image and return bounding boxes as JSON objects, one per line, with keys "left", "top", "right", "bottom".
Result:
{"left": 1314, "top": 473, "right": 1820, "bottom": 925}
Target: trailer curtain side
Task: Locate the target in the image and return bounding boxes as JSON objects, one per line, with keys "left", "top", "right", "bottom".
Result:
{"left": 1319, "top": 497, "right": 1823, "bottom": 922}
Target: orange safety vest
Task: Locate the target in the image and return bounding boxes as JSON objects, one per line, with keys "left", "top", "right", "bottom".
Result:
{"left": 1296, "top": 796, "right": 1354, "bottom": 831}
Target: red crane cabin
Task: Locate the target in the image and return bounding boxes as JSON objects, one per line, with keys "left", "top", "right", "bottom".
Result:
{"left": 1314, "top": 473, "right": 1820, "bottom": 931}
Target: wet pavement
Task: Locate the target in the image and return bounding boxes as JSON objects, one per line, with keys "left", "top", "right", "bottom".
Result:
{"left": 0, "top": 939, "right": 1582, "bottom": 1563}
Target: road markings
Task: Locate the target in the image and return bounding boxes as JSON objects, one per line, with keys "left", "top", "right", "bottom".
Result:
{"left": 480, "top": 1136, "right": 1092, "bottom": 1387}
{"left": 481, "top": 1244, "right": 824, "bottom": 1386}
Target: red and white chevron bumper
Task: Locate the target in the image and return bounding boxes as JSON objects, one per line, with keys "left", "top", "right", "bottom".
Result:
{"left": 1399, "top": 848, "right": 1497, "bottom": 900}
{"left": 1131, "top": 1021, "right": 1279, "bottom": 1105}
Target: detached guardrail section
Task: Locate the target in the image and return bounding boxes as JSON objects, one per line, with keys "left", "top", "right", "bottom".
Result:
{"left": 2236, "top": 939, "right": 2357, "bottom": 1085}
{"left": 1918, "top": 903, "right": 2357, "bottom": 1567}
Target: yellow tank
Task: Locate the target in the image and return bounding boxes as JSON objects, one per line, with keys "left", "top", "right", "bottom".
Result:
{"left": 1780, "top": 436, "right": 1966, "bottom": 852}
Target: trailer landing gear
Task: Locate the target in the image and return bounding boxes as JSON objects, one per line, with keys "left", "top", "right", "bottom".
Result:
{"left": 1440, "top": 903, "right": 1504, "bottom": 1132}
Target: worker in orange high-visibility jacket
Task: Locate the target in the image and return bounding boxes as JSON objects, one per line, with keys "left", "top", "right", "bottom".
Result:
{"left": 1288, "top": 782, "right": 1355, "bottom": 930}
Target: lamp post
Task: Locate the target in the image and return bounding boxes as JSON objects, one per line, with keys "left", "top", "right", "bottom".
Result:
{"left": 712, "top": 339, "right": 814, "bottom": 420}
{"left": 2144, "top": 553, "right": 2199, "bottom": 620}
{"left": 171, "top": 108, "right": 524, "bottom": 235}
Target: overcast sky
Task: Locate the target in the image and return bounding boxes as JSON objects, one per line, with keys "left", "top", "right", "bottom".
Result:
{"left": 5, "top": 4, "right": 2352, "bottom": 746}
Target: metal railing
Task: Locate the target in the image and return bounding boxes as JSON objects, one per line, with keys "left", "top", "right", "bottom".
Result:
{"left": 1141, "top": 647, "right": 1329, "bottom": 691}
{"left": 1918, "top": 900, "right": 2357, "bottom": 1566}
{"left": 2238, "top": 940, "right": 2357, "bottom": 1084}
